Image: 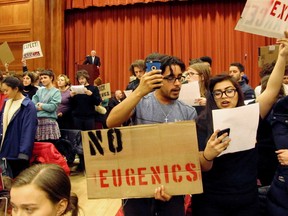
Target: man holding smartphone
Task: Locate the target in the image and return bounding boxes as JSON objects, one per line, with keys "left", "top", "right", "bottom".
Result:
{"left": 107, "top": 54, "right": 198, "bottom": 216}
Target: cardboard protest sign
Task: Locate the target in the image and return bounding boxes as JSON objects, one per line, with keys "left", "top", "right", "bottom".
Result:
{"left": 23, "top": 41, "right": 43, "bottom": 60}
{"left": 235, "top": 0, "right": 288, "bottom": 38}
{"left": 82, "top": 121, "right": 203, "bottom": 199}
{"left": 0, "top": 41, "right": 15, "bottom": 65}
{"left": 98, "top": 83, "right": 111, "bottom": 100}
{"left": 258, "top": 45, "right": 279, "bottom": 67}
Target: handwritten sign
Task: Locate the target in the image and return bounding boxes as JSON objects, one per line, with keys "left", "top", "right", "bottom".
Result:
{"left": 23, "top": 41, "right": 43, "bottom": 60}
{"left": 82, "top": 121, "right": 203, "bottom": 199}
{"left": 97, "top": 83, "right": 111, "bottom": 100}
{"left": 235, "top": 0, "right": 288, "bottom": 38}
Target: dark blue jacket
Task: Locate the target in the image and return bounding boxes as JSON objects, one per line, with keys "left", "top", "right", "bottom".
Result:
{"left": 0, "top": 97, "right": 37, "bottom": 160}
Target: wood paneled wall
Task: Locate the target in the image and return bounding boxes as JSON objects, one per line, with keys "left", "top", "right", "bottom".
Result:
{"left": 0, "top": 0, "right": 64, "bottom": 76}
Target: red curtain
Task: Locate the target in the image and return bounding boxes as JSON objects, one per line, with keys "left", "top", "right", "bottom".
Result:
{"left": 65, "top": 1, "right": 275, "bottom": 91}
{"left": 65, "top": 0, "right": 169, "bottom": 9}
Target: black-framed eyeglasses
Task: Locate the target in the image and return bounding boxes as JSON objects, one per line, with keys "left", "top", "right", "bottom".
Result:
{"left": 212, "top": 88, "right": 237, "bottom": 99}
{"left": 163, "top": 75, "right": 185, "bottom": 84}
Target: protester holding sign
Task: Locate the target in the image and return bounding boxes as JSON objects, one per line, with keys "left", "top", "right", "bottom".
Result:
{"left": 107, "top": 54, "right": 229, "bottom": 216}
{"left": 192, "top": 32, "right": 288, "bottom": 216}
{"left": 22, "top": 71, "right": 38, "bottom": 99}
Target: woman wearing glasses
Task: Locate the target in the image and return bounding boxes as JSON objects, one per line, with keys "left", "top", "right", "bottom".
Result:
{"left": 192, "top": 32, "right": 288, "bottom": 216}
{"left": 184, "top": 63, "right": 210, "bottom": 106}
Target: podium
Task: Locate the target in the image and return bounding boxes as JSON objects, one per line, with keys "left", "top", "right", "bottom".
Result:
{"left": 77, "top": 64, "right": 100, "bottom": 85}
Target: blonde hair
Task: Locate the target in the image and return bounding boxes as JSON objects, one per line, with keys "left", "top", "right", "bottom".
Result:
{"left": 57, "top": 74, "right": 71, "bottom": 86}
{"left": 188, "top": 62, "right": 211, "bottom": 97}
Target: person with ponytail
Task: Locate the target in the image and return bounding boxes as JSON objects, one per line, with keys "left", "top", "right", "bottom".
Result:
{"left": 10, "top": 164, "right": 79, "bottom": 216}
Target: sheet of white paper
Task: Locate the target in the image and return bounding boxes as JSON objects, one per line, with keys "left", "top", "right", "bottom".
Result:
{"left": 244, "top": 99, "right": 255, "bottom": 105}
{"left": 124, "top": 90, "right": 132, "bottom": 98}
{"left": 179, "top": 82, "right": 201, "bottom": 106}
{"left": 235, "top": 0, "right": 288, "bottom": 38}
{"left": 71, "top": 85, "right": 85, "bottom": 94}
{"left": 212, "top": 103, "right": 259, "bottom": 156}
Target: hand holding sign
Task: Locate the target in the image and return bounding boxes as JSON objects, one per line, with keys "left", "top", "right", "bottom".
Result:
{"left": 235, "top": 0, "right": 288, "bottom": 38}
{"left": 277, "top": 30, "right": 288, "bottom": 56}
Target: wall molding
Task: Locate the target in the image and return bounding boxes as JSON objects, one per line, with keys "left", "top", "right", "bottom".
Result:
{"left": 0, "top": 0, "right": 29, "bottom": 5}
{"left": 0, "top": 24, "right": 31, "bottom": 42}
{"left": 0, "top": 24, "right": 31, "bottom": 33}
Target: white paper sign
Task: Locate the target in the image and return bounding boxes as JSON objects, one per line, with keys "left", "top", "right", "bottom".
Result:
{"left": 71, "top": 85, "right": 85, "bottom": 94}
{"left": 212, "top": 103, "right": 260, "bottom": 156}
{"left": 235, "top": 0, "right": 288, "bottom": 38}
{"left": 23, "top": 41, "right": 43, "bottom": 60}
{"left": 179, "top": 82, "right": 201, "bottom": 106}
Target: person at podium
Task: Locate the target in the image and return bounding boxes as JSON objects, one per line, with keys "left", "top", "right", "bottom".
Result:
{"left": 83, "top": 50, "right": 101, "bottom": 68}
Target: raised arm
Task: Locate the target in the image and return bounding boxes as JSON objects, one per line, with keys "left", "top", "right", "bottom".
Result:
{"left": 258, "top": 31, "right": 288, "bottom": 119}
{"left": 106, "top": 70, "right": 163, "bottom": 127}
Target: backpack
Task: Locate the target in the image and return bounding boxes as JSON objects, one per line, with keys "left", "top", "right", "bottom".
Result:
{"left": 60, "top": 129, "right": 83, "bottom": 155}
{"left": 30, "top": 142, "right": 70, "bottom": 175}
{"left": 54, "top": 138, "right": 75, "bottom": 166}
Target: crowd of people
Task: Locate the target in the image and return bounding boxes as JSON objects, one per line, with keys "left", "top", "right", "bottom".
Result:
{"left": 0, "top": 34, "right": 288, "bottom": 216}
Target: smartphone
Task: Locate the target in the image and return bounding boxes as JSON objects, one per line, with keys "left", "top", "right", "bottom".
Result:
{"left": 146, "top": 60, "right": 161, "bottom": 72}
{"left": 217, "top": 128, "right": 230, "bottom": 142}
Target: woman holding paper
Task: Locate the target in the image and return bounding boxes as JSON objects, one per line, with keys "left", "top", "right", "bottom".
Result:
{"left": 185, "top": 62, "right": 210, "bottom": 106}
{"left": 192, "top": 32, "right": 288, "bottom": 216}
{"left": 70, "top": 70, "right": 102, "bottom": 172}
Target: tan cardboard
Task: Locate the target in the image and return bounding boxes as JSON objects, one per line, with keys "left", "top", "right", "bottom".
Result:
{"left": 82, "top": 121, "right": 203, "bottom": 199}
{"left": 258, "top": 45, "right": 279, "bottom": 68}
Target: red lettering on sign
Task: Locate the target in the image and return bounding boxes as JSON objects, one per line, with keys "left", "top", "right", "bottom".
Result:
{"left": 126, "top": 168, "right": 136, "bottom": 186}
{"left": 138, "top": 167, "right": 148, "bottom": 185}
{"left": 277, "top": 3, "right": 288, "bottom": 19}
{"left": 185, "top": 163, "right": 198, "bottom": 182}
{"left": 112, "top": 169, "right": 122, "bottom": 187}
{"left": 151, "top": 166, "right": 161, "bottom": 184}
{"left": 270, "top": 0, "right": 281, "bottom": 16}
{"left": 97, "top": 162, "right": 199, "bottom": 188}
{"left": 172, "top": 164, "right": 182, "bottom": 182}
{"left": 269, "top": 0, "right": 288, "bottom": 21}
{"left": 99, "top": 170, "right": 109, "bottom": 188}
{"left": 164, "top": 165, "right": 169, "bottom": 183}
